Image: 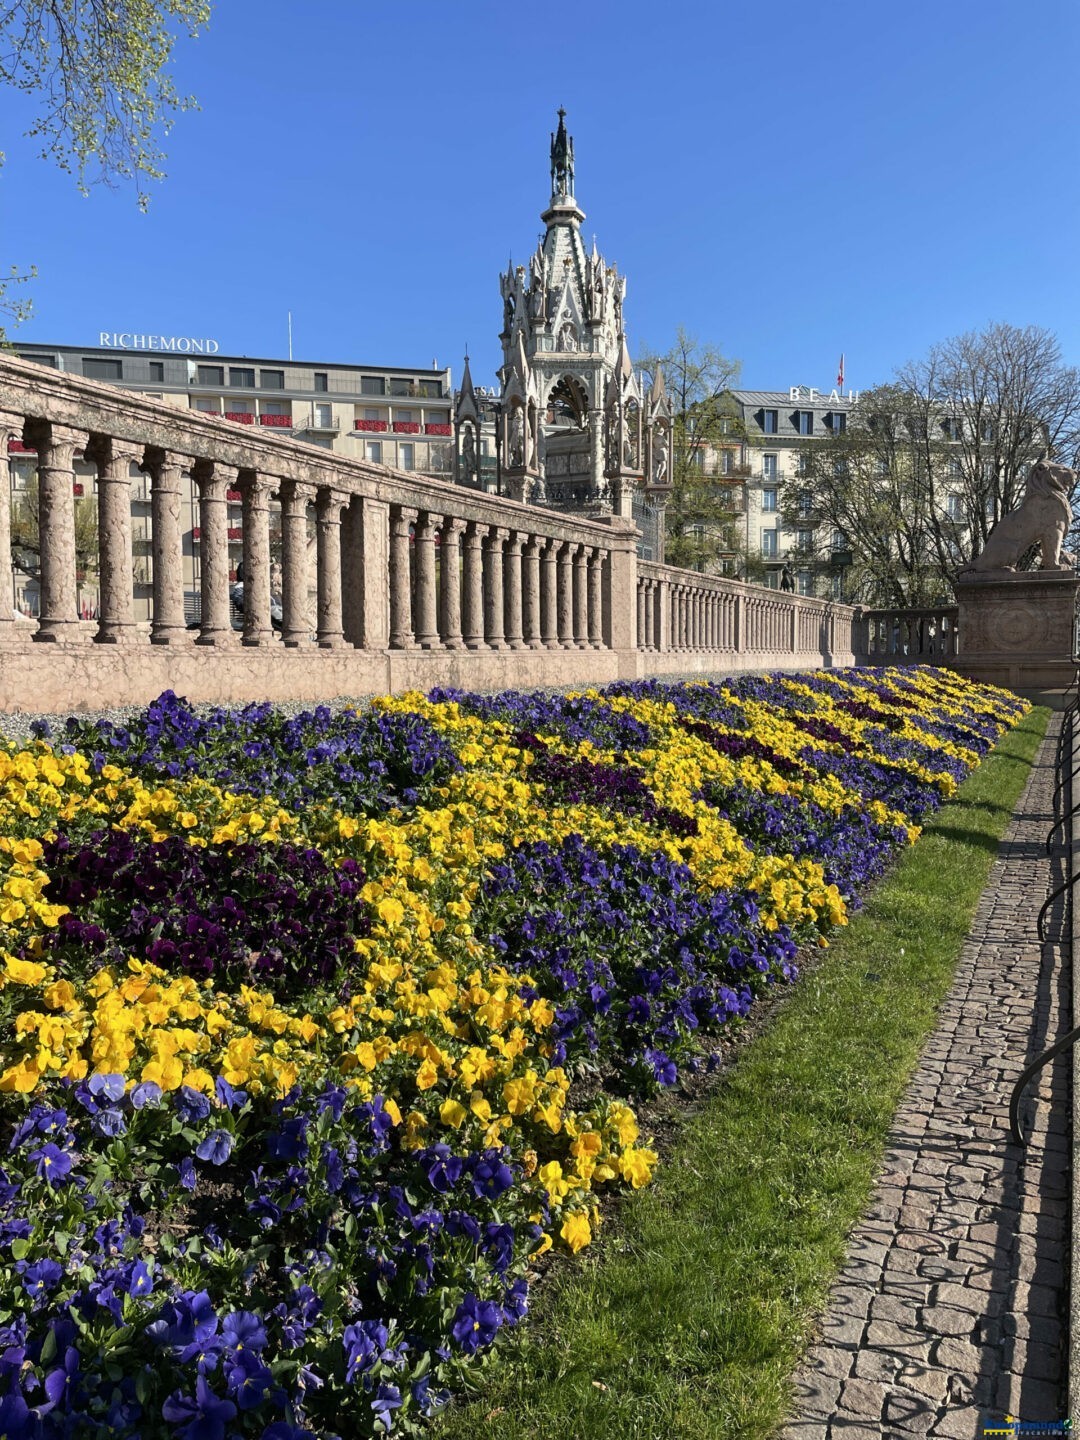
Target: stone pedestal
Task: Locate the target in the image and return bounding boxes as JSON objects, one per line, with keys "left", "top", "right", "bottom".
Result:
{"left": 954, "top": 570, "right": 1079, "bottom": 699}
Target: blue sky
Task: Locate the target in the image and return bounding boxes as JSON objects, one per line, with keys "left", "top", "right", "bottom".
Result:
{"left": 3, "top": 0, "right": 1078, "bottom": 395}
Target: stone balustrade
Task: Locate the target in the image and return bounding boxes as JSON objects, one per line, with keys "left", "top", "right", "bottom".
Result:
{"left": 635, "top": 561, "right": 862, "bottom": 676}
{"left": 861, "top": 606, "right": 959, "bottom": 664}
{"left": 0, "top": 354, "right": 863, "bottom": 713}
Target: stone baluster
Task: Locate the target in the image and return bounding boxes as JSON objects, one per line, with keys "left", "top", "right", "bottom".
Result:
{"left": 645, "top": 580, "right": 656, "bottom": 650}
{"left": 522, "top": 537, "right": 542, "bottom": 648}
{"left": 483, "top": 526, "right": 507, "bottom": 650}
{"left": 389, "top": 505, "right": 416, "bottom": 650}
{"left": 413, "top": 511, "right": 440, "bottom": 648}
{"left": 572, "top": 544, "right": 589, "bottom": 648}
{"left": 239, "top": 470, "right": 275, "bottom": 646}
{"left": 462, "top": 521, "right": 485, "bottom": 649}
{"left": 439, "top": 516, "right": 464, "bottom": 649}
{"left": 192, "top": 460, "right": 235, "bottom": 645}
{"left": 141, "top": 449, "right": 189, "bottom": 644}
{"left": 587, "top": 548, "right": 604, "bottom": 649}
{"left": 316, "top": 489, "right": 346, "bottom": 648}
{"left": 25, "top": 421, "right": 82, "bottom": 641}
{"left": 85, "top": 436, "right": 142, "bottom": 645}
{"left": 503, "top": 531, "right": 526, "bottom": 650}
{"left": 636, "top": 583, "right": 647, "bottom": 651}
{"left": 556, "top": 542, "right": 574, "bottom": 648}
{"left": 540, "top": 537, "right": 559, "bottom": 648}
{"left": 0, "top": 412, "right": 24, "bottom": 630}
{"left": 279, "top": 480, "right": 313, "bottom": 647}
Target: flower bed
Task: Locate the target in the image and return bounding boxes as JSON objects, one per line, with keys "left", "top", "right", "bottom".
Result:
{"left": 0, "top": 668, "right": 1026, "bottom": 1438}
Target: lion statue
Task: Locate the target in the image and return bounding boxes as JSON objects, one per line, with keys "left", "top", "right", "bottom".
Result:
{"left": 968, "top": 456, "right": 1076, "bottom": 573}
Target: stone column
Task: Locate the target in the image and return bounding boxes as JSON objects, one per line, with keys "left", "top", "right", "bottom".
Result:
{"left": 462, "top": 521, "right": 485, "bottom": 650}
{"left": 522, "top": 537, "right": 542, "bottom": 649}
{"left": 540, "top": 537, "right": 559, "bottom": 648}
{"left": 143, "top": 449, "right": 188, "bottom": 644}
{"left": 556, "top": 542, "right": 575, "bottom": 648}
{"left": 636, "top": 583, "right": 647, "bottom": 653}
{"left": 587, "top": 547, "right": 604, "bottom": 649}
{"left": 358, "top": 496, "right": 390, "bottom": 650}
{"left": 413, "top": 511, "right": 440, "bottom": 648}
{"left": 26, "top": 421, "right": 81, "bottom": 641}
{"left": 192, "top": 460, "right": 235, "bottom": 645}
{"left": 439, "top": 516, "right": 464, "bottom": 649}
{"left": 572, "top": 544, "right": 589, "bottom": 648}
{"left": 0, "top": 412, "right": 23, "bottom": 630}
{"left": 316, "top": 489, "right": 346, "bottom": 649}
{"left": 239, "top": 470, "right": 274, "bottom": 646}
{"left": 86, "top": 436, "right": 142, "bottom": 645}
{"left": 643, "top": 580, "right": 655, "bottom": 651}
{"left": 279, "top": 480, "right": 312, "bottom": 647}
{"left": 503, "top": 531, "right": 525, "bottom": 650}
{"left": 389, "top": 505, "right": 415, "bottom": 649}
{"left": 483, "top": 526, "right": 507, "bottom": 650}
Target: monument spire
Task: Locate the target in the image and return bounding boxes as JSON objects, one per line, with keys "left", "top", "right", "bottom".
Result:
{"left": 550, "top": 105, "right": 575, "bottom": 200}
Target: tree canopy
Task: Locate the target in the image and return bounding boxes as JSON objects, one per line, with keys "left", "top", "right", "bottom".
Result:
{"left": 636, "top": 327, "right": 745, "bottom": 572}
{"left": 780, "top": 323, "right": 1080, "bottom": 606}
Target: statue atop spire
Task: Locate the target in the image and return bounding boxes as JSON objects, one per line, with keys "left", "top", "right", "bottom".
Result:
{"left": 550, "top": 106, "right": 574, "bottom": 199}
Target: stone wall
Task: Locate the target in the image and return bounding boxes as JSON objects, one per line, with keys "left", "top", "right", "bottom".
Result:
{"left": 0, "top": 353, "right": 863, "bottom": 714}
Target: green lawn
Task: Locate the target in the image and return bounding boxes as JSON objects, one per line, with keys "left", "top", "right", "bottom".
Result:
{"left": 434, "top": 706, "right": 1051, "bottom": 1440}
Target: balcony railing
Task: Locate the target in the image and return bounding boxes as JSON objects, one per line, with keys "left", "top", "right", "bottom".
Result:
{"left": 224, "top": 412, "right": 255, "bottom": 425}
{"left": 354, "top": 419, "right": 388, "bottom": 433}
{"left": 424, "top": 423, "right": 452, "bottom": 436}
{"left": 392, "top": 421, "right": 421, "bottom": 434}
{"left": 259, "top": 413, "right": 292, "bottom": 429}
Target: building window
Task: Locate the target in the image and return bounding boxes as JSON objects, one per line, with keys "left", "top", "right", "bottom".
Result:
{"left": 230, "top": 367, "right": 255, "bottom": 388}
{"left": 831, "top": 573, "right": 844, "bottom": 598}
{"left": 797, "top": 490, "right": 812, "bottom": 517}
{"left": 364, "top": 408, "right": 381, "bottom": 421}
{"left": 19, "top": 352, "right": 56, "bottom": 367}
{"left": 761, "top": 529, "right": 778, "bottom": 558}
{"left": 396, "top": 410, "right": 414, "bottom": 423}
{"left": 82, "top": 357, "right": 123, "bottom": 380}
{"left": 260, "top": 369, "right": 284, "bottom": 390}
{"left": 314, "top": 372, "right": 328, "bottom": 392}
{"left": 947, "top": 457, "right": 962, "bottom": 479}
{"left": 399, "top": 443, "right": 415, "bottom": 470}
{"left": 795, "top": 452, "right": 810, "bottom": 477}
{"left": 197, "top": 365, "right": 224, "bottom": 386}
{"left": 831, "top": 528, "right": 849, "bottom": 552}
{"left": 942, "top": 416, "right": 959, "bottom": 441}
{"left": 761, "top": 409, "right": 778, "bottom": 435}
{"left": 761, "top": 487, "right": 777, "bottom": 513}
{"left": 719, "top": 417, "right": 733, "bottom": 436}
{"left": 361, "top": 376, "right": 385, "bottom": 396}
{"left": 314, "top": 403, "right": 332, "bottom": 428}
{"left": 826, "top": 412, "right": 846, "bottom": 435}
{"left": 762, "top": 453, "right": 778, "bottom": 481}
{"left": 193, "top": 397, "right": 219, "bottom": 413}
{"left": 716, "top": 486, "right": 733, "bottom": 508}
{"left": 797, "top": 529, "right": 814, "bottom": 552}
{"left": 720, "top": 449, "right": 734, "bottom": 475}
{"left": 418, "top": 380, "right": 442, "bottom": 397}
{"left": 875, "top": 458, "right": 889, "bottom": 477}
{"left": 795, "top": 410, "right": 813, "bottom": 436}
{"left": 260, "top": 401, "right": 288, "bottom": 416}
{"left": 946, "top": 493, "right": 965, "bottom": 521}
{"left": 148, "top": 362, "right": 164, "bottom": 382}
{"left": 366, "top": 441, "right": 382, "bottom": 463}
{"left": 798, "top": 570, "right": 813, "bottom": 596}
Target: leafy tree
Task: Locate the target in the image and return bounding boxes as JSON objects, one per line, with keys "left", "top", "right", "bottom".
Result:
{"left": 781, "top": 324, "right": 1080, "bottom": 605}
{"left": 1, "top": 0, "right": 209, "bottom": 335}
{"left": 10, "top": 472, "right": 99, "bottom": 581}
{"left": 636, "top": 327, "right": 746, "bottom": 572}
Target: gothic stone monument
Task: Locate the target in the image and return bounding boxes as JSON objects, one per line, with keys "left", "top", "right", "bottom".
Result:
{"left": 454, "top": 109, "right": 673, "bottom": 560}
{"left": 955, "top": 457, "right": 1079, "bottom": 697}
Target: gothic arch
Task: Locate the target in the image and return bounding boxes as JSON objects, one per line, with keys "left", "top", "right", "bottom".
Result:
{"left": 546, "top": 374, "right": 589, "bottom": 429}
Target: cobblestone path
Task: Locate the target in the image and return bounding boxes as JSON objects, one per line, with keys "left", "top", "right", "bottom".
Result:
{"left": 781, "top": 716, "right": 1070, "bottom": 1439}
